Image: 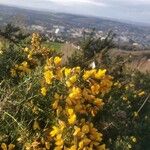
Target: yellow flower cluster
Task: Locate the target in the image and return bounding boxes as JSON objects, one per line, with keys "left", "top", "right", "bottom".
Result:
{"left": 38, "top": 55, "right": 113, "bottom": 149}
{"left": 50, "top": 120, "right": 66, "bottom": 150}
{"left": 26, "top": 33, "right": 51, "bottom": 60}
{"left": 70, "top": 119, "right": 106, "bottom": 150}
{"left": 44, "top": 70, "right": 54, "bottom": 85}
{"left": 31, "top": 33, "right": 41, "bottom": 52}
{"left": 67, "top": 108, "right": 77, "bottom": 124}
{"left": 10, "top": 33, "right": 53, "bottom": 78}
{"left": 10, "top": 61, "right": 31, "bottom": 77}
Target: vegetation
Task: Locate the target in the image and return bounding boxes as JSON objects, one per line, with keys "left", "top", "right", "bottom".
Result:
{"left": 0, "top": 23, "right": 29, "bottom": 46}
{"left": 67, "top": 30, "right": 114, "bottom": 69}
{"left": 43, "top": 42, "right": 63, "bottom": 51}
{"left": 0, "top": 28, "right": 149, "bottom": 150}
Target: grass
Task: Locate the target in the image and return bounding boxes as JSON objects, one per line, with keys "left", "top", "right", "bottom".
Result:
{"left": 43, "top": 41, "right": 63, "bottom": 51}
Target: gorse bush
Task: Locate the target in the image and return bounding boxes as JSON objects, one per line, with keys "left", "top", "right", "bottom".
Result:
{"left": 67, "top": 31, "right": 114, "bottom": 69}
{"left": 0, "top": 33, "right": 149, "bottom": 150}
{"left": 0, "top": 23, "right": 29, "bottom": 45}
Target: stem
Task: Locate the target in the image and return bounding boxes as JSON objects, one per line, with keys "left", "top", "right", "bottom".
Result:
{"left": 4, "top": 111, "right": 24, "bottom": 130}
{"left": 137, "top": 94, "right": 150, "bottom": 113}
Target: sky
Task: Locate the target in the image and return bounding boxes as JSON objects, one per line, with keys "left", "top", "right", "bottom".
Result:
{"left": 0, "top": 0, "right": 150, "bottom": 24}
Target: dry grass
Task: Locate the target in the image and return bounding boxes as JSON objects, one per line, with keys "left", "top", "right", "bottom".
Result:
{"left": 110, "top": 49, "right": 150, "bottom": 72}
{"left": 61, "top": 43, "right": 79, "bottom": 64}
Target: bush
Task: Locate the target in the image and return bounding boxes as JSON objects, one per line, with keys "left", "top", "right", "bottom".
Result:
{"left": 0, "top": 33, "right": 149, "bottom": 150}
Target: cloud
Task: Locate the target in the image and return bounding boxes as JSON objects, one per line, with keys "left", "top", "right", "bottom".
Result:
{"left": 36, "top": 0, "right": 107, "bottom": 7}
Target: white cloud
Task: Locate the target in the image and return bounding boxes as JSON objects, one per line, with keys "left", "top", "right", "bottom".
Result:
{"left": 43, "top": 0, "right": 106, "bottom": 6}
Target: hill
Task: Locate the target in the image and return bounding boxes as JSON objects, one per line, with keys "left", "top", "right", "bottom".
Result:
{"left": 0, "top": 4, "right": 150, "bottom": 48}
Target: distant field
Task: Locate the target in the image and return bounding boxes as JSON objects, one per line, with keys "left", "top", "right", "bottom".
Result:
{"left": 43, "top": 41, "right": 63, "bottom": 51}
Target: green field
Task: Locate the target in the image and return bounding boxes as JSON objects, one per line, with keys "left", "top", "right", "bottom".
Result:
{"left": 43, "top": 41, "right": 63, "bottom": 51}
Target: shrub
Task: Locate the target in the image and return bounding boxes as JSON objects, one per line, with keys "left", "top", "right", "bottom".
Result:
{"left": 0, "top": 33, "right": 149, "bottom": 150}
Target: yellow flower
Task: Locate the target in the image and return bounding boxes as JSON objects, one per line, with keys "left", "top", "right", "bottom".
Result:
{"left": 93, "top": 98, "right": 104, "bottom": 107}
{"left": 55, "top": 134, "right": 64, "bottom": 146}
{"left": 94, "top": 69, "right": 106, "bottom": 79}
{"left": 67, "top": 108, "right": 76, "bottom": 124}
{"left": 54, "top": 56, "right": 62, "bottom": 65}
{"left": 83, "top": 70, "right": 96, "bottom": 80}
{"left": 25, "top": 143, "right": 32, "bottom": 150}
{"left": 90, "top": 128, "right": 103, "bottom": 142}
{"left": 69, "top": 87, "right": 81, "bottom": 99}
{"left": 138, "top": 91, "right": 145, "bottom": 97}
{"left": 44, "top": 65, "right": 49, "bottom": 71}
{"left": 50, "top": 126, "right": 59, "bottom": 137}
{"left": 69, "top": 145, "right": 77, "bottom": 150}
{"left": 41, "top": 87, "right": 47, "bottom": 96}
{"left": 73, "top": 126, "right": 81, "bottom": 136}
{"left": 64, "top": 68, "right": 71, "bottom": 77}
{"left": 67, "top": 108, "right": 74, "bottom": 115}
{"left": 54, "top": 93, "right": 60, "bottom": 99}
{"left": 74, "top": 66, "right": 81, "bottom": 73}
{"left": 66, "top": 75, "right": 77, "bottom": 87}
{"left": 91, "top": 84, "right": 100, "bottom": 95}
{"left": 83, "top": 138, "right": 91, "bottom": 145}
{"left": 24, "top": 47, "right": 29, "bottom": 52}
{"left": 1, "top": 143, "right": 7, "bottom": 150}
{"left": 52, "top": 100, "right": 59, "bottom": 109}
{"left": 45, "top": 58, "right": 53, "bottom": 70}
{"left": 50, "top": 120, "right": 65, "bottom": 139}
{"left": 131, "top": 136, "right": 137, "bottom": 143}
{"left": 27, "top": 52, "right": 33, "bottom": 60}
{"left": 44, "top": 70, "right": 54, "bottom": 84}
{"left": 55, "top": 139, "right": 64, "bottom": 146}
{"left": 66, "top": 81, "right": 72, "bottom": 88}
{"left": 79, "top": 141, "right": 84, "bottom": 149}
{"left": 69, "top": 75, "right": 77, "bottom": 83}
{"left": 22, "top": 61, "right": 28, "bottom": 67}
{"left": 82, "top": 125, "right": 90, "bottom": 134}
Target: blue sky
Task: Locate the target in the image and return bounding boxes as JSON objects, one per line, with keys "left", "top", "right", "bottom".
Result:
{"left": 0, "top": 0, "right": 150, "bottom": 24}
